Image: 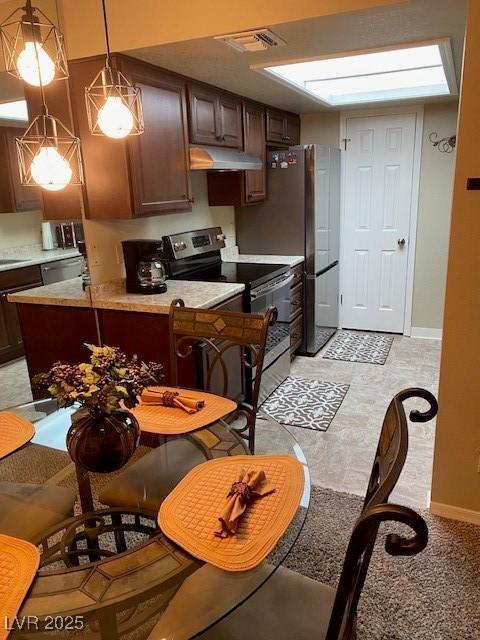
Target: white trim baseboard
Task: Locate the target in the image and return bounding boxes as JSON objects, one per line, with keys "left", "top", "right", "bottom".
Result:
{"left": 410, "top": 327, "right": 443, "bottom": 340}
{"left": 429, "top": 501, "right": 480, "bottom": 525}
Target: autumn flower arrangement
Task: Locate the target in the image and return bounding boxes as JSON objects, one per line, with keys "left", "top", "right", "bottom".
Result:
{"left": 34, "top": 344, "right": 163, "bottom": 416}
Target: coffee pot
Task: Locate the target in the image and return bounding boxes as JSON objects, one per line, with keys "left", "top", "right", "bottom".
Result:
{"left": 122, "top": 240, "right": 168, "bottom": 294}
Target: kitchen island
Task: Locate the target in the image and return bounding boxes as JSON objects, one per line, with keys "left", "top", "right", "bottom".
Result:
{"left": 8, "top": 277, "right": 245, "bottom": 395}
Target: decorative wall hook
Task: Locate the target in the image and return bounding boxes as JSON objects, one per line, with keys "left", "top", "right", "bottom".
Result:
{"left": 429, "top": 132, "right": 456, "bottom": 153}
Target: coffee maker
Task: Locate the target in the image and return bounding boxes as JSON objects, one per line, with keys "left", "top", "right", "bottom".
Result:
{"left": 122, "top": 240, "right": 168, "bottom": 294}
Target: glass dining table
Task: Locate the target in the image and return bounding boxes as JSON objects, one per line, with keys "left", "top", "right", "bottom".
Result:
{"left": 0, "top": 399, "right": 310, "bottom": 640}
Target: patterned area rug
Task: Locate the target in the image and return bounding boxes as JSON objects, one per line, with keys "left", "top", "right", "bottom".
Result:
{"left": 322, "top": 330, "right": 394, "bottom": 365}
{"left": 261, "top": 376, "right": 349, "bottom": 431}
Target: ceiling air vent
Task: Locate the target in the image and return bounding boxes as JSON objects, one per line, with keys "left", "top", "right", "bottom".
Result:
{"left": 214, "top": 29, "right": 287, "bottom": 53}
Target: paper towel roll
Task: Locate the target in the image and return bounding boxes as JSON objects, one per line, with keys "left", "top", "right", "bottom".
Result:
{"left": 41, "top": 222, "right": 55, "bottom": 250}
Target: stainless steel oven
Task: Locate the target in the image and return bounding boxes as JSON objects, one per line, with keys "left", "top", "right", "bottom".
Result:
{"left": 250, "top": 271, "right": 294, "bottom": 403}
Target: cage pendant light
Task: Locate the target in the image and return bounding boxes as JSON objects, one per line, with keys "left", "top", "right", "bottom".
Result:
{"left": 0, "top": 0, "right": 68, "bottom": 87}
{"left": 16, "top": 107, "right": 84, "bottom": 190}
{"left": 85, "top": 0, "right": 144, "bottom": 139}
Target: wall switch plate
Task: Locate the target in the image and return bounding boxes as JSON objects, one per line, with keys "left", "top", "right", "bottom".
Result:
{"left": 89, "top": 243, "right": 102, "bottom": 267}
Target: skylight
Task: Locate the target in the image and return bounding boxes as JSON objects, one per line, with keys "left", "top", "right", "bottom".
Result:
{"left": 0, "top": 100, "right": 28, "bottom": 121}
{"left": 256, "top": 42, "right": 456, "bottom": 107}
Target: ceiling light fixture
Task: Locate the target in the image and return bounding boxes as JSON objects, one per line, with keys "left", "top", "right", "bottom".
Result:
{"left": 254, "top": 40, "right": 457, "bottom": 107}
{"left": 0, "top": 0, "right": 68, "bottom": 87}
{"left": 85, "top": 0, "right": 144, "bottom": 139}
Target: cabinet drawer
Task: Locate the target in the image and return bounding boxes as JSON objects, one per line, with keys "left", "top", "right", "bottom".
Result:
{"left": 290, "top": 263, "right": 303, "bottom": 289}
{"left": 290, "top": 283, "right": 303, "bottom": 319}
{"left": 290, "top": 314, "right": 303, "bottom": 353}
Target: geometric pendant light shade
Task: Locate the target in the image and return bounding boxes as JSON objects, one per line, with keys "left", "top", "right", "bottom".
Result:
{"left": 16, "top": 111, "right": 83, "bottom": 190}
{"left": 0, "top": 0, "right": 68, "bottom": 87}
{"left": 85, "top": 66, "right": 144, "bottom": 138}
{"left": 85, "top": 0, "right": 144, "bottom": 139}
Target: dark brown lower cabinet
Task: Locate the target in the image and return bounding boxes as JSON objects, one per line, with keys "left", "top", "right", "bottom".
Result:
{"left": 0, "top": 267, "right": 43, "bottom": 365}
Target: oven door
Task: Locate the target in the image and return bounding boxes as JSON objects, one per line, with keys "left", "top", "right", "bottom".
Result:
{"left": 250, "top": 272, "right": 294, "bottom": 402}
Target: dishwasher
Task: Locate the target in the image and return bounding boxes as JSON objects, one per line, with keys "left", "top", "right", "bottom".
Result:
{"left": 40, "top": 256, "right": 84, "bottom": 285}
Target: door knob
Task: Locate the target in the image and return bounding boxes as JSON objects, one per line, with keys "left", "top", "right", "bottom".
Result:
{"left": 397, "top": 238, "right": 406, "bottom": 247}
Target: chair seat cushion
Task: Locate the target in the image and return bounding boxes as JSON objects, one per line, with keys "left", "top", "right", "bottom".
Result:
{"left": 0, "top": 482, "right": 76, "bottom": 543}
{"left": 99, "top": 438, "right": 211, "bottom": 512}
{"left": 148, "top": 564, "right": 336, "bottom": 640}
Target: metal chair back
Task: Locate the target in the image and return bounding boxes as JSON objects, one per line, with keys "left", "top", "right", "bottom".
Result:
{"left": 168, "top": 299, "right": 276, "bottom": 452}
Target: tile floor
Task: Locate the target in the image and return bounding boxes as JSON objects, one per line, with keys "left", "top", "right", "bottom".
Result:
{"left": 0, "top": 334, "right": 441, "bottom": 509}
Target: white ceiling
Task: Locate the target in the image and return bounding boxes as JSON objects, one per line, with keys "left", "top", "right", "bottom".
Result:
{"left": 128, "top": 0, "right": 466, "bottom": 113}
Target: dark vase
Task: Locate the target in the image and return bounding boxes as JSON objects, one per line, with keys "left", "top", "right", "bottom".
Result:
{"left": 66, "top": 409, "right": 140, "bottom": 473}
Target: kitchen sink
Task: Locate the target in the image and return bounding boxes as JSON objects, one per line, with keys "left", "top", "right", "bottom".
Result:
{"left": 0, "top": 259, "right": 25, "bottom": 265}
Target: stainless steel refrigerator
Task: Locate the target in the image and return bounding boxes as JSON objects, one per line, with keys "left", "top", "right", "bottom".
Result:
{"left": 236, "top": 144, "right": 341, "bottom": 356}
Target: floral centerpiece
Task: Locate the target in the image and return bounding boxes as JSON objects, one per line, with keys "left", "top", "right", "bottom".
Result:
{"left": 34, "top": 344, "right": 163, "bottom": 473}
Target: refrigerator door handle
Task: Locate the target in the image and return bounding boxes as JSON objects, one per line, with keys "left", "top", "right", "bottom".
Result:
{"left": 306, "top": 260, "right": 339, "bottom": 280}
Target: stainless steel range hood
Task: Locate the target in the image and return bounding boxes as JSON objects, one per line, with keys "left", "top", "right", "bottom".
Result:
{"left": 189, "top": 145, "right": 262, "bottom": 171}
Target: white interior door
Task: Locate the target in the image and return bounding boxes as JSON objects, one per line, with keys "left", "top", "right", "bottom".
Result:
{"left": 342, "top": 113, "right": 417, "bottom": 333}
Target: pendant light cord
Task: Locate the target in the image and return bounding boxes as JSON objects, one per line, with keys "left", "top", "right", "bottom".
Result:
{"left": 25, "top": 0, "right": 48, "bottom": 115}
{"left": 101, "top": 0, "right": 112, "bottom": 67}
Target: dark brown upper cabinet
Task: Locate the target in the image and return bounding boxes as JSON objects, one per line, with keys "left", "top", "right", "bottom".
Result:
{"left": 266, "top": 108, "right": 301, "bottom": 146}
{"left": 0, "top": 127, "right": 42, "bottom": 213}
{"left": 67, "top": 55, "right": 192, "bottom": 219}
{"left": 207, "top": 100, "right": 266, "bottom": 207}
{"left": 188, "top": 83, "right": 242, "bottom": 148}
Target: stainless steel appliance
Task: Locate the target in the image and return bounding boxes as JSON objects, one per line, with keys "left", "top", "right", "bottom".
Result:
{"left": 122, "top": 240, "right": 168, "bottom": 294}
{"left": 236, "top": 144, "right": 341, "bottom": 356}
{"left": 162, "top": 227, "right": 293, "bottom": 402}
{"left": 54, "top": 222, "right": 84, "bottom": 249}
{"left": 40, "top": 256, "right": 84, "bottom": 285}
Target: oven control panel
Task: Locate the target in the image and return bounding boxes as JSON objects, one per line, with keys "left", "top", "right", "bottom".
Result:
{"left": 163, "top": 227, "right": 226, "bottom": 260}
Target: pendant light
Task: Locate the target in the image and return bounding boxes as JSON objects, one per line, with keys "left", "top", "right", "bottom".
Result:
{"left": 85, "top": 0, "right": 144, "bottom": 139}
{"left": 17, "top": 106, "right": 83, "bottom": 190}
{"left": 0, "top": 0, "right": 68, "bottom": 87}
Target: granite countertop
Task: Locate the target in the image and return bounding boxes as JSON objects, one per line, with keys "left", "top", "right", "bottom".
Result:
{"left": 90, "top": 279, "right": 245, "bottom": 314}
{"left": 0, "top": 247, "right": 81, "bottom": 273}
{"left": 7, "top": 277, "right": 90, "bottom": 307}
{"left": 224, "top": 253, "right": 304, "bottom": 267}
{"left": 8, "top": 277, "right": 245, "bottom": 314}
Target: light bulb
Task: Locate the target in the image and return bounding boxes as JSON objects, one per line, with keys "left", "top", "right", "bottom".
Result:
{"left": 97, "top": 96, "right": 134, "bottom": 139}
{"left": 30, "top": 146, "right": 72, "bottom": 191}
{"left": 16, "top": 41, "right": 55, "bottom": 87}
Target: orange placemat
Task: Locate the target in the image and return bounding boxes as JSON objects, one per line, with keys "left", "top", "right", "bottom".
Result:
{"left": 0, "top": 412, "right": 35, "bottom": 460}
{"left": 159, "top": 455, "right": 304, "bottom": 571}
{"left": 0, "top": 534, "right": 39, "bottom": 640}
{"left": 132, "top": 387, "right": 236, "bottom": 435}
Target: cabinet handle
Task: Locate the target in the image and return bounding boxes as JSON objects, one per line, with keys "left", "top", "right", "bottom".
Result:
{"left": 291, "top": 300, "right": 301, "bottom": 306}
{"left": 291, "top": 333, "right": 301, "bottom": 340}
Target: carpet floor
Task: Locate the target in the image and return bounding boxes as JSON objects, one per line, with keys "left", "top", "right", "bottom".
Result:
{"left": 286, "top": 486, "right": 480, "bottom": 640}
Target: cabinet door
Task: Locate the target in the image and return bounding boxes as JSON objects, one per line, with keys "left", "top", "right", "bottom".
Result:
{"left": 266, "top": 109, "right": 286, "bottom": 144}
{"left": 127, "top": 69, "right": 192, "bottom": 216}
{"left": 217, "top": 94, "right": 242, "bottom": 148}
{"left": 285, "top": 114, "right": 301, "bottom": 145}
{"left": 188, "top": 84, "right": 220, "bottom": 145}
{"left": 243, "top": 102, "right": 266, "bottom": 203}
{"left": 0, "top": 283, "right": 42, "bottom": 364}
{"left": 6, "top": 128, "right": 42, "bottom": 212}
{"left": 0, "top": 128, "right": 41, "bottom": 213}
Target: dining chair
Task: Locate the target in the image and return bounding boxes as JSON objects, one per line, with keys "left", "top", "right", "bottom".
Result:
{"left": 0, "top": 481, "right": 76, "bottom": 542}
{"left": 147, "top": 387, "right": 438, "bottom": 640}
{"left": 98, "top": 299, "right": 276, "bottom": 513}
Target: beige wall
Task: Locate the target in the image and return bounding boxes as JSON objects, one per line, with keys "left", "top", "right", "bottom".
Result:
{"left": 431, "top": 0, "right": 480, "bottom": 515}
{"left": 56, "top": 0, "right": 402, "bottom": 60}
{"left": 83, "top": 172, "right": 235, "bottom": 284}
{"left": 0, "top": 210, "right": 42, "bottom": 250}
{"left": 301, "top": 103, "right": 458, "bottom": 331}
{"left": 413, "top": 102, "right": 457, "bottom": 330}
